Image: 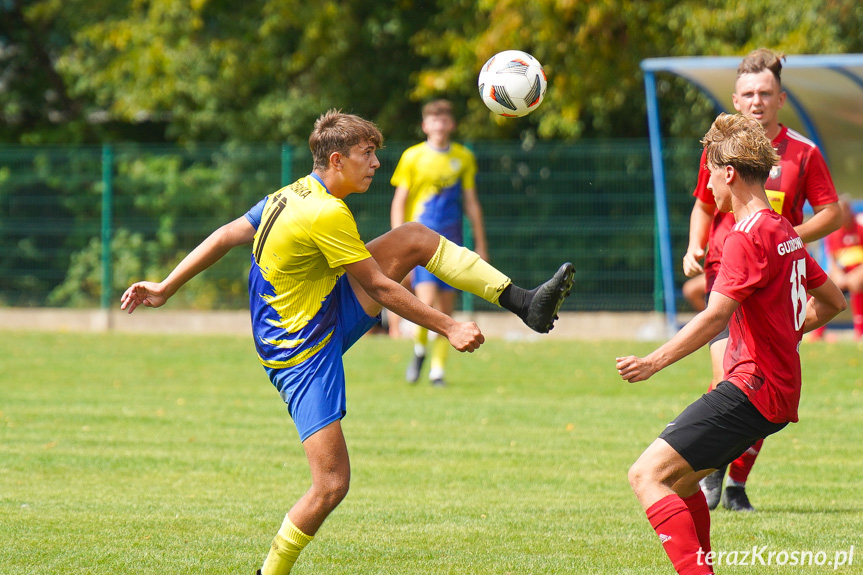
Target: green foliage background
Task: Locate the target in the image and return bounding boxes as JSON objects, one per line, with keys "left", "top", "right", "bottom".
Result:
{"left": 2, "top": 1, "right": 862, "bottom": 309}
{"left": 2, "top": 139, "right": 701, "bottom": 310}
{"left": 2, "top": 0, "right": 862, "bottom": 145}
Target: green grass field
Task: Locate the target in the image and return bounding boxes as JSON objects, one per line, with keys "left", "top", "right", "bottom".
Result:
{"left": 1, "top": 331, "right": 862, "bottom": 574}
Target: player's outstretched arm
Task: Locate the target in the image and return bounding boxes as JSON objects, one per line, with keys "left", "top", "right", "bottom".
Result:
{"left": 120, "top": 216, "right": 255, "bottom": 314}
{"left": 343, "top": 257, "right": 484, "bottom": 352}
{"left": 803, "top": 277, "right": 847, "bottom": 333}
{"left": 617, "top": 293, "right": 737, "bottom": 383}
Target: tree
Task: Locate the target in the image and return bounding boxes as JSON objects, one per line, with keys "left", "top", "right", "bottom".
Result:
{"left": 411, "top": 0, "right": 863, "bottom": 140}
{"left": 0, "top": 0, "right": 84, "bottom": 143}
{"left": 54, "top": 0, "right": 434, "bottom": 143}
{"left": 3, "top": 0, "right": 863, "bottom": 144}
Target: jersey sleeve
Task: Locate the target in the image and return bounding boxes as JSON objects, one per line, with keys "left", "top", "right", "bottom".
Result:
{"left": 310, "top": 199, "right": 372, "bottom": 268}
{"left": 693, "top": 149, "right": 715, "bottom": 205}
{"left": 803, "top": 147, "right": 838, "bottom": 207}
{"left": 244, "top": 196, "right": 269, "bottom": 230}
{"left": 711, "top": 230, "right": 769, "bottom": 303}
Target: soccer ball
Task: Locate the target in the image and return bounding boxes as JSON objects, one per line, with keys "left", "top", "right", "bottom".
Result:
{"left": 478, "top": 50, "right": 547, "bottom": 117}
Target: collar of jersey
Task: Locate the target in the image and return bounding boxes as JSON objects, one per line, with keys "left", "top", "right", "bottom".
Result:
{"left": 772, "top": 124, "right": 787, "bottom": 145}
{"left": 309, "top": 172, "right": 331, "bottom": 195}
{"left": 425, "top": 141, "right": 451, "bottom": 153}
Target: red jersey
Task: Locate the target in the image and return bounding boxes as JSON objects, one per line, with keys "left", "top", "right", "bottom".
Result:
{"left": 712, "top": 209, "right": 828, "bottom": 423}
{"left": 694, "top": 125, "right": 838, "bottom": 290}
{"left": 824, "top": 216, "right": 863, "bottom": 272}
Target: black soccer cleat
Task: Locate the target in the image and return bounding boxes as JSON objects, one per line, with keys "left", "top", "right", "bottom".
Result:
{"left": 722, "top": 485, "right": 755, "bottom": 512}
{"left": 700, "top": 466, "right": 727, "bottom": 510}
{"left": 523, "top": 263, "right": 575, "bottom": 333}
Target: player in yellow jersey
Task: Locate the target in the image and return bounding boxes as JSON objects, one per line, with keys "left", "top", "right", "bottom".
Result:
{"left": 390, "top": 99, "right": 489, "bottom": 386}
{"left": 120, "top": 110, "right": 574, "bottom": 575}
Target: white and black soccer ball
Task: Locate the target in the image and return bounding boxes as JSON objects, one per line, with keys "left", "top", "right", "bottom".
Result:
{"left": 478, "top": 50, "right": 547, "bottom": 118}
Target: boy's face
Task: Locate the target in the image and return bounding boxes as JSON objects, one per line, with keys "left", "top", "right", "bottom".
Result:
{"left": 421, "top": 113, "right": 456, "bottom": 141}
{"left": 732, "top": 70, "right": 786, "bottom": 132}
{"left": 706, "top": 161, "right": 734, "bottom": 213}
{"left": 340, "top": 140, "right": 380, "bottom": 194}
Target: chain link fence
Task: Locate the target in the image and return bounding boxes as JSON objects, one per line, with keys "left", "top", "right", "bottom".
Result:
{"left": 0, "top": 140, "right": 702, "bottom": 313}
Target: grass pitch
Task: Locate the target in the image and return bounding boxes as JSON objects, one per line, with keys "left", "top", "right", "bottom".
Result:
{"left": 1, "top": 331, "right": 861, "bottom": 574}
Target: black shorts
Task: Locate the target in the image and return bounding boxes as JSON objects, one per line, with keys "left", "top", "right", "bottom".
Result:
{"left": 659, "top": 381, "right": 788, "bottom": 472}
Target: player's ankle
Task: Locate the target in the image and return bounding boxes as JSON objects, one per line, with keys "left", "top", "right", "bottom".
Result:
{"left": 498, "top": 283, "right": 534, "bottom": 319}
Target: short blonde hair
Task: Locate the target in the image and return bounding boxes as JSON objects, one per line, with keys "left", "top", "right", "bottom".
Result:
{"left": 309, "top": 110, "right": 384, "bottom": 171}
{"left": 701, "top": 113, "right": 779, "bottom": 183}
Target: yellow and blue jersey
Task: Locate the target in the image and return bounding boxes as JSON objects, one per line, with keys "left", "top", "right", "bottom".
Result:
{"left": 245, "top": 174, "right": 371, "bottom": 369}
{"left": 391, "top": 142, "right": 476, "bottom": 242}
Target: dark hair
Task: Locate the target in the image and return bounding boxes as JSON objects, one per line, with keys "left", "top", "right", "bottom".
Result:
{"left": 737, "top": 48, "right": 785, "bottom": 87}
{"left": 309, "top": 110, "right": 384, "bottom": 171}
{"left": 701, "top": 113, "right": 780, "bottom": 184}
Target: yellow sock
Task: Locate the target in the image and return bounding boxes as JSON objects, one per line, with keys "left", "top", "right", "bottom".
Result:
{"left": 415, "top": 326, "right": 429, "bottom": 349}
{"left": 430, "top": 333, "right": 448, "bottom": 373}
{"left": 260, "top": 515, "right": 314, "bottom": 575}
{"left": 424, "top": 236, "right": 511, "bottom": 305}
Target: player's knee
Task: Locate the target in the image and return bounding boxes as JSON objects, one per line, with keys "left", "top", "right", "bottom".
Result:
{"left": 316, "top": 474, "right": 350, "bottom": 509}
{"left": 628, "top": 461, "right": 647, "bottom": 492}
{"left": 391, "top": 222, "right": 439, "bottom": 262}
{"left": 396, "top": 222, "right": 435, "bottom": 244}
{"left": 328, "top": 482, "right": 350, "bottom": 508}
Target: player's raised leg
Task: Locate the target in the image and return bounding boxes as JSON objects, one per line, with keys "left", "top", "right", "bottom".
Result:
{"left": 354, "top": 222, "right": 574, "bottom": 333}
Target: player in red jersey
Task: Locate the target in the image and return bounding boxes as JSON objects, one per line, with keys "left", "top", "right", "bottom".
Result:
{"left": 618, "top": 113, "right": 846, "bottom": 575}
{"left": 823, "top": 197, "right": 863, "bottom": 340}
{"left": 681, "top": 48, "right": 841, "bottom": 511}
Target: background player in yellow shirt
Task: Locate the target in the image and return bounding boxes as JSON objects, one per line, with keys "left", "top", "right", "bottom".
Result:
{"left": 390, "top": 99, "right": 489, "bottom": 386}
{"left": 121, "top": 110, "right": 573, "bottom": 575}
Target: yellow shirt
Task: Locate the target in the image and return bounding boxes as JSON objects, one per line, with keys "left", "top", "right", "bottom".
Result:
{"left": 247, "top": 175, "right": 371, "bottom": 367}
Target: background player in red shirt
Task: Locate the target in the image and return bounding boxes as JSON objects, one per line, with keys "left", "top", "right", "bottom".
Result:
{"left": 681, "top": 48, "right": 841, "bottom": 511}
{"left": 617, "top": 113, "right": 846, "bottom": 575}
{"left": 823, "top": 197, "right": 863, "bottom": 340}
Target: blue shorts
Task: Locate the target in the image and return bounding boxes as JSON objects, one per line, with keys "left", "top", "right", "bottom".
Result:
{"left": 265, "top": 275, "right": 380, "bottom": 442}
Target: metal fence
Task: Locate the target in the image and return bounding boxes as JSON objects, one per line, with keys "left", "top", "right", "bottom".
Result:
{"left": 0, "top": 140, "right": 703, "bottom": 313}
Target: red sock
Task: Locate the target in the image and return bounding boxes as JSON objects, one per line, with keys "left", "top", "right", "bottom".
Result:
{"left": 682, "top": 490, "right": 711, "bottom": 556}
{"left": 809, "top": 325, "right": 826, "bottom": 340}
{"left": 728, "top": 438, "right": 764, "bottom": 484}
{"left": 646, "top": 494, "right": 713, "bottom": 575}
{"left": 851, "top": 292, "right": 863, "bottom": 339}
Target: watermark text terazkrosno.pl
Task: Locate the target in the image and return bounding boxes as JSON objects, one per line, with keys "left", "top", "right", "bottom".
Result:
{"left": 697, "top": 546, "right": 854, "bottom": 569}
